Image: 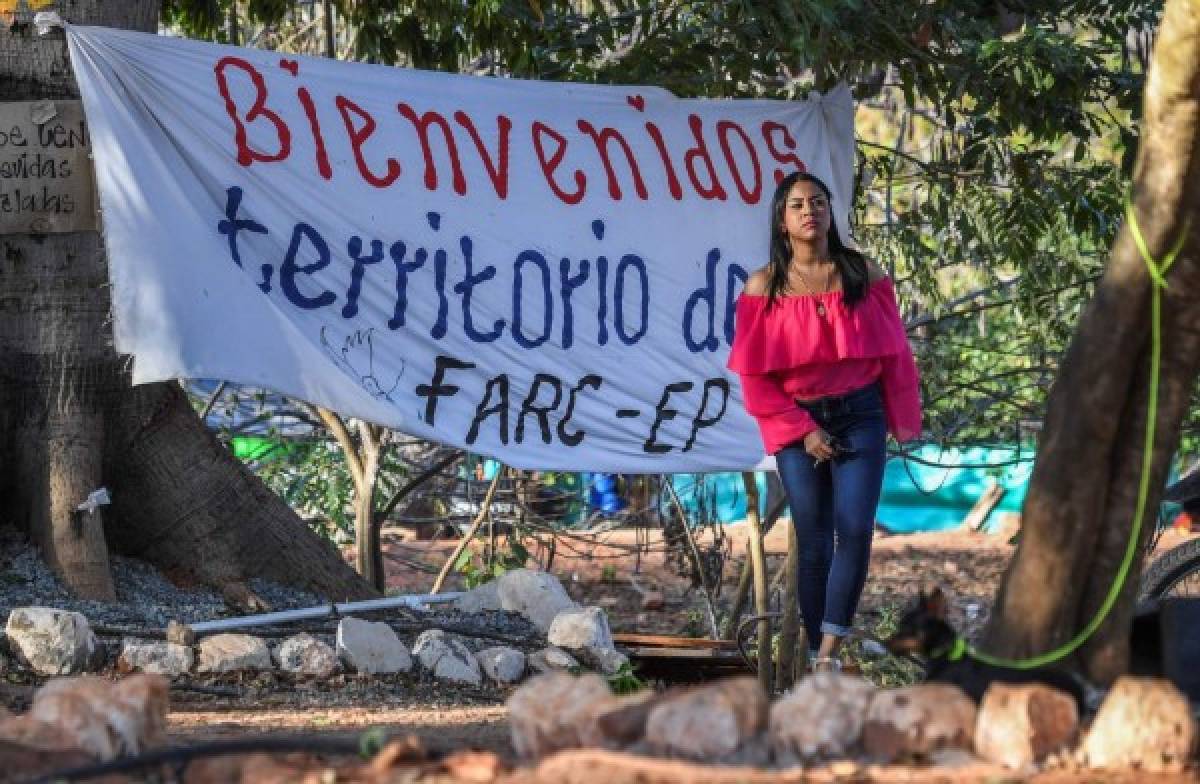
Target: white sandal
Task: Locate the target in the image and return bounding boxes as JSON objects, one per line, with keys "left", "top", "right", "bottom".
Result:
{"left": 810, "top": 656, "right": 842, "bottom": 674}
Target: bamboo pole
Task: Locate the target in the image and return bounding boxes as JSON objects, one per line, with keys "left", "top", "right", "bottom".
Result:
{"left": 741, "top": 471, "right": 772, "bottom": 693}
{"left": 431, "top": 472, "right": 502, "bottom": 594}
{"left": 776, "top": 521, "right": 801, "bottom": 690}
{"left": 722, "top": 494, "right": 787, "bottom": 639}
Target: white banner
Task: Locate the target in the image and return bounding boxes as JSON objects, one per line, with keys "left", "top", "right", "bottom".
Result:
{"left": 67, "top": 25, "right": 855, "bottom": 472}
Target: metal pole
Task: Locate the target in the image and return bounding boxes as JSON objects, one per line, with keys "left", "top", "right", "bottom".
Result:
{"left": 189, "top": 592, "right": 462, "bottom": 635}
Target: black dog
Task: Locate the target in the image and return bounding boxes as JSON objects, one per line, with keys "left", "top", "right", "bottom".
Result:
{"left": 885, "top": 586, "right": 1089, "bottom": 710}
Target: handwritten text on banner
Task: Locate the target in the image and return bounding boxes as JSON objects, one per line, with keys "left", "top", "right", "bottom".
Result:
{"left": 66, "top": 25, "right": 855, "bottom": 471}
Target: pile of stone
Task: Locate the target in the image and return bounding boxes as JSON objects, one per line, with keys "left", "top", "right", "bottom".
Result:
{"left": 1, "top": 569, "right": 627, "bottom": 689}
{"left": 509, "top": 671, "right": 1197, "bottom": 774}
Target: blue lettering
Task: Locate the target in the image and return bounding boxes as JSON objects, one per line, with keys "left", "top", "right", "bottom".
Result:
{"left": 682, "top": 248, "right": 721, "bottom": 352}
{"left": 614, "top": 253, "right": 649, "bottom": 345}
{"left": 280, "top": 222, "right": 336, "bottom": 310}
{"left": 559, "top": 257, "right": 590, "bottom": 350}
{"left": 387, "top": 242, "right": 424, "bottom": 330}
{"left": 453, "top": 235, "right": 505, "bottom": 342}
{"left": 512, "top": 250, "right": 553, "bottom": 349}
{"left": 342, "top": 237, "right": 384, "bottom": 318}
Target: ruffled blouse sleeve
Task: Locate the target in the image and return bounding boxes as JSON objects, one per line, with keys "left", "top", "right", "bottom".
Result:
{"left": 874, "top": 281, "right": 922, "bottom": 442}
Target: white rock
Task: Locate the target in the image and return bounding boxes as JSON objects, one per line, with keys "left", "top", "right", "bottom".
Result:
{"left": 274, "top": 634, "right": 338, "bottom": 677}
{"left": 1079, "top": 676, "right": 1195, "bottom": 773}
{"left": 475, "top": 646, "right": 526, "bottom": 684}
{"left": 413, "top": 630, "right": 482, "bottom": 686}
{"left": 196, "top": 633, "right": 272, "bottom": 673}
{"left": 770, "top": 673, "right": 877, "bottom": 760}
{"left": 547, "top": 606, "right": 623, "bottom": 673}
{"left": 528, "top": 646, "right": 580, "bottom": 674}
{"left": 336, "top": 618, "right": 412, "bottom": 674}
{"left": 118, "top": 639, "right": 194, "bottom": 677}
{"left": 5, "top": 608, "right": 100, "bottom": 676}
{"left": 497, "top": 569, "right": 580, "bottom": 632}
{"left": 454, "top": 581, "right": 503, "bottom": 613}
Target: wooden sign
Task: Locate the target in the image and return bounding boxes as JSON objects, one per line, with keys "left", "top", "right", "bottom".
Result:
{"left": 0, "top": 100, "right": 97, "bottom": 234}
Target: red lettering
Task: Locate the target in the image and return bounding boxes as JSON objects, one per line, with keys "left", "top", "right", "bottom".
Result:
{"left": 683, "top": 115, "right": 727, "bottom": 201}
{"left": 761, "top": 121, "right": 807, "bottom": 184}
{"left": 717, "top": 120, "right": 762, "bottom": 204}
{"left": 397, "top": 103, "right": 466, "bottom": 195}
{"left": 214, "top": 56, "right": 291, "bottom": 166}
{"left": 643, "top": 120, "right": 683, "bottom": 200}
{"left": 455, "top": 111, "right": 512, "bottom": 199}
{"left": 531, "top": 121, "right": 586, "bottom": 205}
{"left": 297, "top": 87, "right": 332, "bottom": 180}
{"left": 335, "top": 96, "right": 401, "bottom": 188}
{"left": 576, "top": 120, "right": 648, "bottom": 200}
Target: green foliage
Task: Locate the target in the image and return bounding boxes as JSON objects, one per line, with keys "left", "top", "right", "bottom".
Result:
{"left": 850, "top": 603, "right": 925, "bottom": 688}
{"left": 606, "top": 661, "right": 647, "bottom": 695}
{"left": 455, "top": 535, "right": 531, "bottom": 588}
{"left": 680, "top": 607, "right": 704, "bottom": 638}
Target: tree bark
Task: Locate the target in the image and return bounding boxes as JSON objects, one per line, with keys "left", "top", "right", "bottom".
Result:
{"left": 983, "top": 0, "right": 1200, "bottom": 684}
{"left": 0, "top": 1, "right": 374, "bottom": 602}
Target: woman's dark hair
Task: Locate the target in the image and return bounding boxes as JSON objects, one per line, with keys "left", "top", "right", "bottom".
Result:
{"left": 766, "top": 171, "right": 868, "bottom": 309}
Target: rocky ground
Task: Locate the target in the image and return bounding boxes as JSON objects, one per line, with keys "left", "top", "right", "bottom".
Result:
{"left": 0, "top": 518, "right": 1197, "bottom": 782}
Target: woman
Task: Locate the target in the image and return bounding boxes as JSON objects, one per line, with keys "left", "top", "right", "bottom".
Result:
{"left": 727, "top": 171, "right": 921, "bottom": 672}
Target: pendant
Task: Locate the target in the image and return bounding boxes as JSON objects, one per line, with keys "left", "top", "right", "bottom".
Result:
{"left": 816, "top": 303, "right": 826, "bottom": 317}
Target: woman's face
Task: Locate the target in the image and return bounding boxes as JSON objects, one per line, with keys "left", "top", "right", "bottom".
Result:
{"left": 780, "top": 179, "right": 831, "bottom": 244}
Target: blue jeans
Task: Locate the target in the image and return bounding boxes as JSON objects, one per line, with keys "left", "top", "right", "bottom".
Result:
{"left": 775, "top": 382, "right": 887, "bottom": 649}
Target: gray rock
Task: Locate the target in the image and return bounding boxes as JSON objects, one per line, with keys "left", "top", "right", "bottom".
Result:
{"left": 508, "top": 672, "right": 613, "bottom": 758}
{"left": 547, "top": 606, "right": 626, "bottom": 674}
{"left": 118, "top": 639, "right": 194, "bottom": 677}
{"left": 196, "top": 633, "right": 272, "bottom": 673}
{"left": 496, "top": 569, "right": 579, "bottom": 633}
{"left": 528, "top": 646, "right": 580, "bottom": 674}
{"left": 413, "top": 629, "right": 482, "bottom": 686}
{"left": 454, "top": 581, "right": 502, "bottom": 614}
{"left": 336, "top": 618, "right": 412, "bottom": 674}
{"left": 5, "top": 607, "right": 100, "bottom": 675}
{"left": 475, "top": 646, "right": 526, "bottom": 684}
{"left": 644, "top": 676, "right": 768, "bottom": 761}
{"left": 862, "top": 684, "right": 976, "bottom": 761}
{"left": 274, "top": 633, "right": 338, "bottom": 677}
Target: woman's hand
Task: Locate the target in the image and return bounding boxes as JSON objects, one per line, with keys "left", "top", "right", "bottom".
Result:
{"left": 803, "top": 428, "right": 836, "bottom": 462}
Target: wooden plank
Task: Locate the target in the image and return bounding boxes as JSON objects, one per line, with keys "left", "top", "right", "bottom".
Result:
{"left": 0, "top": 101, "right": 97, "bottom": 234}
{"left": 613, "top": 632, "right": 735, "bottom": 650}
{"left": 962, "top": 480, "right": 1006, "bottom": 532}
{"left": 623, "top": 647, "right": 739, "bottom": 660}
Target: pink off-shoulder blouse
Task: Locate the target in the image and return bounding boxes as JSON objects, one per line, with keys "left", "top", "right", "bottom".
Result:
{"left": 726, "top": 277, "right": 922, "bottom": 455}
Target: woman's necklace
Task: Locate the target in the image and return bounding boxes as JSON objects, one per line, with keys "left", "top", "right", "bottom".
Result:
{"left": 791, "top": 262, "right": 835, "bottom": 317}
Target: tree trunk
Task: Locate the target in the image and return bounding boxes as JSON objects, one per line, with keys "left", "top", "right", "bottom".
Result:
{"left": 0, "top": 1, "right": 374, "bottom": 602}
{"left": 983, "top": 0, "right": 1200, "bottom": 684}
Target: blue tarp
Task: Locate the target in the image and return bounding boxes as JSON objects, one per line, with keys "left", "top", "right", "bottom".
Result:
{"left": 664, "top": 444, "right": 1035, "bottom": 533}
